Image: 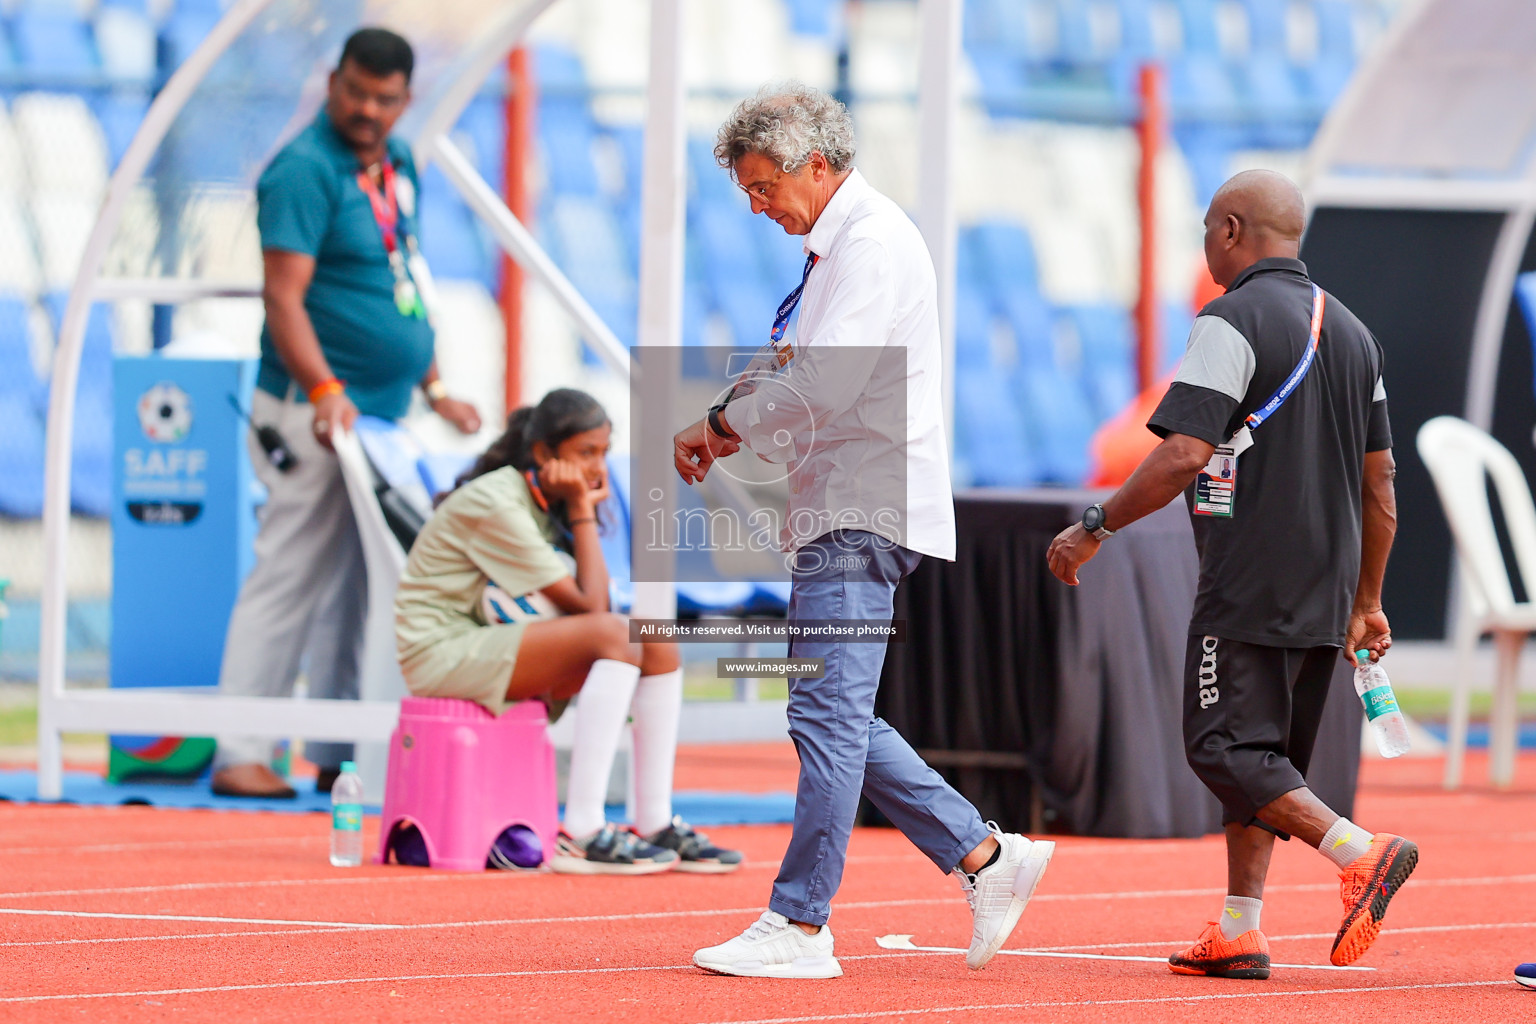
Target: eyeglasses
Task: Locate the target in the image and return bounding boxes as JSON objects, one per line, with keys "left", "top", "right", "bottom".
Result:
{"left": 737, "top": 170, "right": 787, "bottom": 203}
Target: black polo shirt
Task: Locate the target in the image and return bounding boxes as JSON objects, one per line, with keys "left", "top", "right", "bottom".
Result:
{"left": 1147, "top": 257, "right": 1391, "bottom": 648}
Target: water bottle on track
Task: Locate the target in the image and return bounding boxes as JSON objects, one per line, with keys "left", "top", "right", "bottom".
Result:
{"left": 330, "top": 760, "right": 364, "bottom": 867}
{"left": 1354, "top": 650, "right": 1410, "bottom": 758}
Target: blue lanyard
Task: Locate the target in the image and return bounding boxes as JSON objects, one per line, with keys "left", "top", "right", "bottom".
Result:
{"left": 771, "top": 253, "right": 819, "bottom": 343}
{"left": 1244, "top": 283, "right": 1325, "bottom": 431}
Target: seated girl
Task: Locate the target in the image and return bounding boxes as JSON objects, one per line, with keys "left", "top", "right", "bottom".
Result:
{"left": 394, "top": 388, "right": 740, "bottom": 875}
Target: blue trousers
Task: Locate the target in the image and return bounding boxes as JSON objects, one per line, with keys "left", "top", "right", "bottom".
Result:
{"left": 769, "top": 531, "right": 991, "bottom": 926}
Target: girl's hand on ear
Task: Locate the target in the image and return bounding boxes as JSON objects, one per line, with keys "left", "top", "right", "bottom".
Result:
{"left": 537, "top": 459, "right": 592, "bottom": 507}
{"left": 586, "top": 465, "right": 611, "bottom": 508}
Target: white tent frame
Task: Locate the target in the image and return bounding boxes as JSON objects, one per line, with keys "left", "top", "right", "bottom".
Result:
{"left": 34, "top": 0, "right": 962, "bottom": 800}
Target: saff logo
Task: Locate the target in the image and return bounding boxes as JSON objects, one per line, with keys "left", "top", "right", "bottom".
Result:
{"left": 137, "top": 382, "right": 194, "bottom": 443}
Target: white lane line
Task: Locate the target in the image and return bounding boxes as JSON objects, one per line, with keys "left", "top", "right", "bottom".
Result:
{"left": 0, "top": 953, "right": 932, "bottom": 1004}
{"left": 873, "top": 936, "right": 1371, "bottom": 972}
{"left": 694, "top": 980, "right": 1514, "bottom": 1024}
{"left": 0, "top": 898, "right": 941, "bottom": 939}
{"left": 0, "top": 871, "right": 531, "bottom": 900}
{"left": 1031, "top": 919, "right": 1536, "bottom": 952}
{"left": 0, "top": 835, "right": 324, "bottom": 857}
{"left": 1032, "top": 872, "right": 1536, "bottom": 903}
{"left": 13, "top": 915, "right": 1530, "bottom": 954}
{"left": 0, "top": 908, "right": 399, "bottom": 930}
{"left": 8, "top": 867, "right": 1529, "bottom": 909}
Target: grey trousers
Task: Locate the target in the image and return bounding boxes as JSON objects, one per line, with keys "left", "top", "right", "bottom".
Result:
{"left": 213, "top": 388, "right": 365, "bottom": 771}
{"left": 770, "top": 531, "right": 991, "bottom": 926}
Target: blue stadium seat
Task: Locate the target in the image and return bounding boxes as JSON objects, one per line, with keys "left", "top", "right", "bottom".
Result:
{"left": 953, "top": 280, "right": 995, "bottom": 370}
{"left": 954, "top": 368, "right": 1038, "bottom": 488}
{"left": 92, "top": 89, "right": 150, "bottom": 167}
{"left": 0, "top": 393, "right": 47, "bottom": 517}
{"left": 964, "top": 0, "right": 1033, "bottom": 53}
{"left": 547, "top": 195, "right": 632, "bottom": 299}
{"left": 1015, "top": 365, "right": 1096, "bottom": 484}
{"left": 689, "top": 136, "right": 738, "bottom": 204}
{"left": 1066, "top": 304, "right": 1137, "bottom": 419}
{"left": 537, "top": 98, "right": 600, "bottom": 196}
{"left": 532, "top": 44, "right": 586, "bottom": 96}
{"left": 1301, "top": 52, "right": 1354, "bottom": 108}
{"left": 13, "top": 11, "right": 98, "bottom": 76}
{"left": 968, "top": 47, "right": 1029, "bottom": 118}
{"left": 1175, "top": 0, "right": 1222, "bottom": 54}
{"left": 159, "top": 10, "right": 218, "bottom": 72}
{"left": 418, "top": 191, "right": 489, "bottom": 284}
{"left": 95, "top": 6, "right": 156, "bottom": 82}
{"left": 967, "top": 220, "right": 1039, "bottom": 293}
{"left": 784, "top": 0, "right": 836, "bottom": 38}
{"left": 1313, "top": 0, "right": 1356, "bottom": 60}
{"left": 1176, "top": 130, "right": 1232, "bottom": 207}
{"left": 1167, "top": 52, "right": 1243, "bottom": 122}
{"left": 609, "top": 124, "right": 645, "bottom": 200}
{"left": 1054, "top": 0, "right": 1100, "bottom": 65}
{"left": 1114, "top": 0, "right": 1159, "bottom": 59}
{"left": 42, "top": 294, "right": 114, "bottom": 517}
{"left": 1241, "top": 52, "right": 1311, "bottom": 147}
{"left": 1161, "top": 301, "right": 1195, "bottom": 374}
{"left": 1001, "top": 286, "right": 1052, "bottom": 368}
{"left": 455, "top": 94, "right": 506, "bottom": 190}
{"left": 1240, "top": 0, "right": 1288, "bottom": 53}
{"left": 416, "top": 451, "right": 475, "bottom": 499}
{"left": 712, "top": 277, "right": 777, "bottom": 350}
{"left": 0, "top": 296, "right": 48, "bottom": 414}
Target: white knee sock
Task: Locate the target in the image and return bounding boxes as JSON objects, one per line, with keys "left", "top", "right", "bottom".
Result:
{"left": 1220, "top": 896, "right": 1263, "bottom": 939}
{"left": 630, "top": 668, "right": 683, "bottom": 837}
{"left": 562, "top": 659, "right": 641, "bottom": 839}
{"left": 1320, "top": 817, "right": 1375, "bottom": 870}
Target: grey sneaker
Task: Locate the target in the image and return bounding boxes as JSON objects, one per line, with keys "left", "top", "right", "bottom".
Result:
{"left": 958, "top": 825, "right": 1055, "bottom": 969}
{"left": 549, "top": 823, "right": 678, "bottom": 875}
{"left": 640, "top": 816, "right": 744, "bottom": 874}
{"left": 693, "top": 911, "right": 842, "bottom": 979}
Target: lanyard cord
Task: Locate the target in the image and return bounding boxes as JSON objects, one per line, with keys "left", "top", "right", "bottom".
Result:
{"left": 1243, "top": 283, "right": 1325, "bottom": 432}
{"left": 357, "top": 159, "right": 403, "bottom": 255}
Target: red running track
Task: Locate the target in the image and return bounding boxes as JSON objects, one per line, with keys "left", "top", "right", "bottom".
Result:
{"left": 0, "top": 747, "right": 1531, "bottom": 1023}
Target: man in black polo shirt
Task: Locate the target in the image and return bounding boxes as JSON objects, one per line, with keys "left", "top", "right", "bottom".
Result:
{"left": 1047, "top": 170, "right": 1415, "bottom": 979}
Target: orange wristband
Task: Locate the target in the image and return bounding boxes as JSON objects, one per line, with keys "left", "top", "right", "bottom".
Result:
{"left": 308, "top": 378, "right": 345, "bottom": 403}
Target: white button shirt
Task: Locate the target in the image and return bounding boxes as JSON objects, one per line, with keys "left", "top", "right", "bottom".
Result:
{"left": 724, "top": 169, "right": 956, "bottom": 560}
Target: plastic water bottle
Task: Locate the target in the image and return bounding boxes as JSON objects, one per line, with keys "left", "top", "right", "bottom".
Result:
{"left": 1354, "top": 651, "right": 1410, "bottom": 758}
{"left": 329, "top": 760, "right": 364, "bottom": 867}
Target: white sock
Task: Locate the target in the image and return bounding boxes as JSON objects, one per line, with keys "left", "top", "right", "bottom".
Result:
{"left": 1320, "top": 817, "right": 1375, "bottom": 870}
{"left": 562, "top": 659, "right": 640, "bottom": 839}
{"left": 630, "top": 668, "right": 683, "bottom": 837}
{"left": 1220, "top": 896, "right": 1263, "bottom": 940}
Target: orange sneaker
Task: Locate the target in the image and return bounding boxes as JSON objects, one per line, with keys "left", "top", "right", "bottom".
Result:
{"left": 1168, "top": 922, "right": 1271, "bottom": 980}
{"left": 1331, "top": 832, "right": 1418, "bottom": 966}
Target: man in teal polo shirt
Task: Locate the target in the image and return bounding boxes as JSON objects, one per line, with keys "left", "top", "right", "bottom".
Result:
{"left": 212, "top": 27, "right": 481, "bottom": 798}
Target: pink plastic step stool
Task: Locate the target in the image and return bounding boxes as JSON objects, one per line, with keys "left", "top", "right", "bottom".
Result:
{"left": 377, "top": 697, "right": 558, "bottom": 871}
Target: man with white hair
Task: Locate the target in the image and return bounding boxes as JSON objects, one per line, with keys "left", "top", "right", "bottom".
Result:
{"left": 674, "top": 83, "right": 1054, "bottom": 979}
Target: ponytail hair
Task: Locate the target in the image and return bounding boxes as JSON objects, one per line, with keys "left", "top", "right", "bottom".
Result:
{"left": 451, "top": 389, "right": 611, "bottom": 545}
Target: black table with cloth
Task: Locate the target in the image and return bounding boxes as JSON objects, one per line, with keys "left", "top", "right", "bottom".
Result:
{"left": 873, "top": 490, "right": 1364, "bottom": 839}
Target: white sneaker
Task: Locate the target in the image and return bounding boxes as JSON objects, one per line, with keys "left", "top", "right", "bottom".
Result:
{"left": 959, "top": 826, "right": 1055, "bottom": 970}
{"left": 692, "top": 911, "right": 843, "bottom": 979}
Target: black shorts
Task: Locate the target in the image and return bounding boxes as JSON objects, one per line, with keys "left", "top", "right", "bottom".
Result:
{"left": 1182, "top": 635, "right": 1338, "bottom": 833}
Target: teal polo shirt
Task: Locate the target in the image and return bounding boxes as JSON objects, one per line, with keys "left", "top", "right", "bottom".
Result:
{"left": 255, "top": 110, "right": 435, "bottom": 420}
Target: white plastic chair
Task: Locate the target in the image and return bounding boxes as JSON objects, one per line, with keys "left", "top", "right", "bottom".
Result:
{"left": 1416, "top": 415, "right": 1535, "bottom": 789}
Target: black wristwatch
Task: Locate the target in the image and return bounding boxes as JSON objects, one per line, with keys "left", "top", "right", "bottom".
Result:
{"left": 707, "top": 402, "right": 738, "bottom": 442}
{"left": 1082, "top": 503, "right": 1114, "bottom": 540}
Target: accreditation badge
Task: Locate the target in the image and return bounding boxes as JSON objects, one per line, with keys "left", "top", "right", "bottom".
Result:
{"left": 1193, "top": 426, "right": 1252, "bottom": 518}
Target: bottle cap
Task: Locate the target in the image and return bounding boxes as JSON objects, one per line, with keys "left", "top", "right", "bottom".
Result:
{"left": 1355, "top": 650, "right": 1370, "bottom": 664}
{"left": 340, "top": 760, "right": 356, "bottom": 773}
